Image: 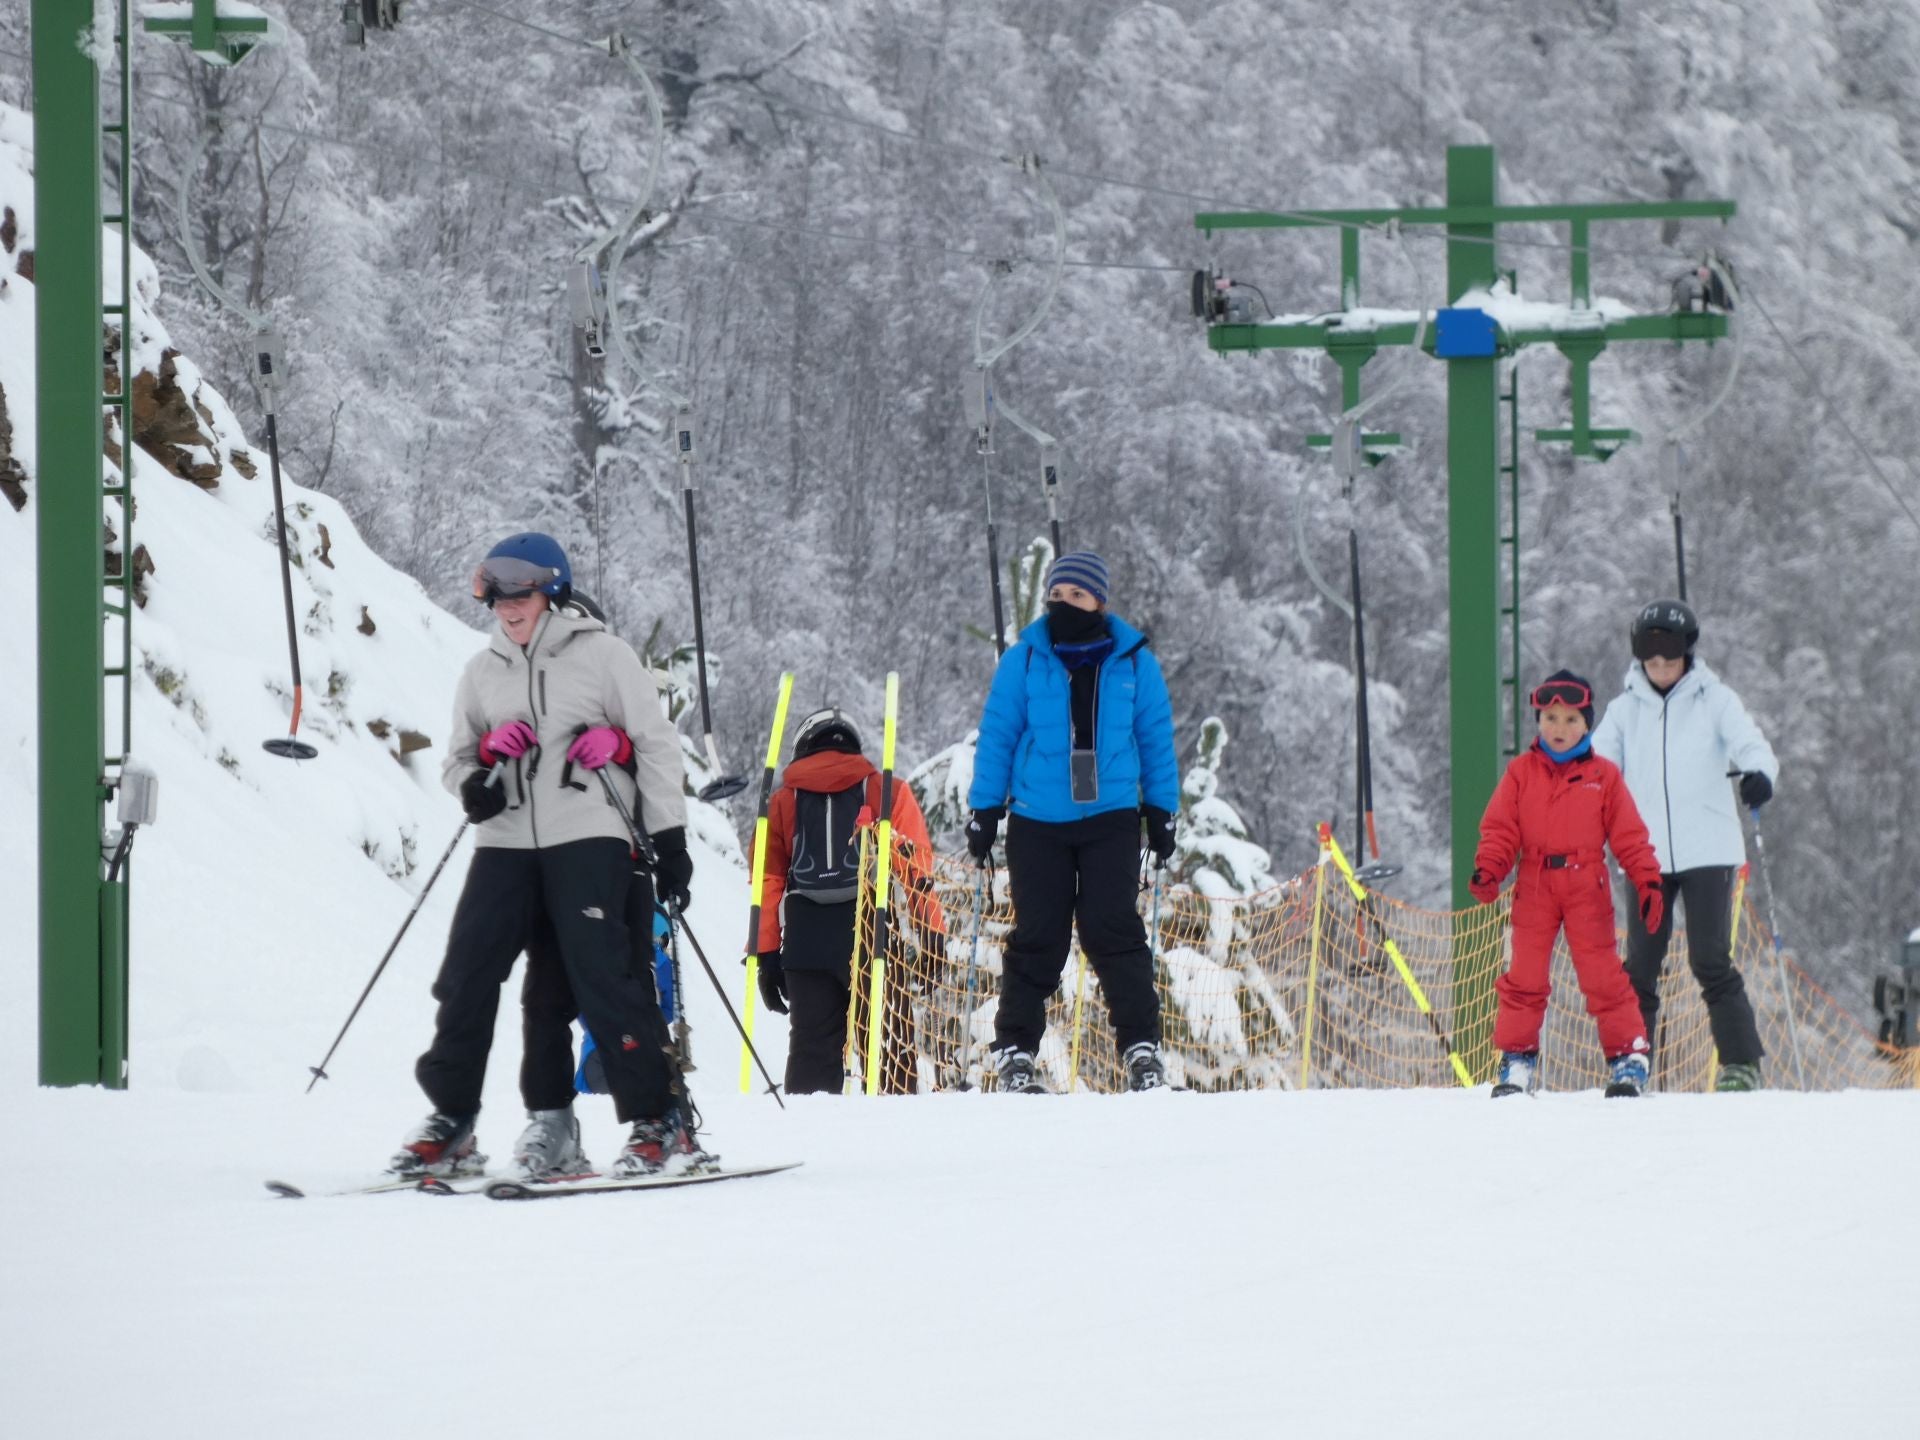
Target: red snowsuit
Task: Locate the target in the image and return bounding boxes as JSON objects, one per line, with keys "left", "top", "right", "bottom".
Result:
{"left": 1475, "top": 741, "right": 1662, "bottom": 1058}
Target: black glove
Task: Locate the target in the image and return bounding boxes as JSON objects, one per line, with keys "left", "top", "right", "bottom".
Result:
{"left": 965, "top": 808, "right": 1003, "bottom": 863}
{"left": 755, "top": 952, "right": 788, "bottom": 1015}
{"left": 459, "top": 768, "right": 506, "bottom": 825}
{"left": 1143, "top": 806, "right": 1178, "bottom": 868}
{"left": 651, "top": 826, "right": 694, "bottom": 912}
{"left": 1739, "top": 771, "right": 1773, "bottom": 809}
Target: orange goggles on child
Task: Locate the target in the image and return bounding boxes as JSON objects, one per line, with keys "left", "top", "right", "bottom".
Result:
{"left": 1529, "top": 679, "right": 1592, "bottom": 710}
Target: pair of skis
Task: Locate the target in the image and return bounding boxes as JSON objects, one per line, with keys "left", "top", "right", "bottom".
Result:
{"left": 265, "top": 1160, "right": 801, "bottom": 1201}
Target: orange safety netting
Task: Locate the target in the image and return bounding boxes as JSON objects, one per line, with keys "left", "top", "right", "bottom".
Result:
{"left": 818, "top": 833, "right": 1918, "bottom": 1096}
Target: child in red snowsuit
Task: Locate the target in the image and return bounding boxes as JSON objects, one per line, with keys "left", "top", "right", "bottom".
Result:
{"left": 1471, "top": 670, "right": 1665, "bottom": 1097}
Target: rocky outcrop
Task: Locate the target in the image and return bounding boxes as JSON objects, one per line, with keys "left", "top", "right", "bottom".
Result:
{"left": 0, "top": 379, "right": 24, "bottom": 512}
{"left": 123, "top": 344, "right": 224, "bottom": 489}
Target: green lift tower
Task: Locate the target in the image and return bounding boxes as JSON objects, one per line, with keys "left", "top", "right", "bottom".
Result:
{"left": 33, "top": 0, "right": 276, "bottom": 1087}
{"left": 1195, "top": 145, "right": 1733, "bottom": 1075}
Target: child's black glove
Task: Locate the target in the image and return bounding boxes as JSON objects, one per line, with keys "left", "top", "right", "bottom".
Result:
{"left": 1738, "top": 772, "right": 1773, "bottom": 809}
{"left": 755, "top": 952, "right": 788, "bottom": 1015}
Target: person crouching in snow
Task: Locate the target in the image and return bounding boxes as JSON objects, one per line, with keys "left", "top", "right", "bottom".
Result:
{"left": 751, "top": 707, "right": 947, "bottom": 1095}
{"left": 1470, "top": 670, "right": 1664, "bottom": 1098}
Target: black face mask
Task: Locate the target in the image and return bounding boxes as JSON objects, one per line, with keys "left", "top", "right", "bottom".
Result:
{"left": 1046, "top": 600, "right": 1107, "bottom": 644}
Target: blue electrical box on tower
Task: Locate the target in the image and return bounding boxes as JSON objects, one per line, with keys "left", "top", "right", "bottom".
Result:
{"left": 1434, "top": 308, "right": 1500, "bottom": 358}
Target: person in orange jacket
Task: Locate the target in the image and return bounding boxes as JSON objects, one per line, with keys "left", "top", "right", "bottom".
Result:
{"left": 752, "top": 707, "right": 947, "bottom": 1095}
{"left": 1471, "top": 670, "right": 1665, "bottom": 1098}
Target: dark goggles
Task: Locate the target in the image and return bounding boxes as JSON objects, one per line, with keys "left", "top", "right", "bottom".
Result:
{"left": 1529, "top": 679, "right": 1592, "bottom": 711}
{"left": 1632, "top": 628, "right": 1690, "bottom": 662}
{"left": 471, "top": 556, "right": 560, "bottom": 603}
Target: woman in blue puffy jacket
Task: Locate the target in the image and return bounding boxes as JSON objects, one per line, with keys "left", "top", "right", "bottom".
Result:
{"left": 964, "top": 551, "right": 1182, "bottom": 1094}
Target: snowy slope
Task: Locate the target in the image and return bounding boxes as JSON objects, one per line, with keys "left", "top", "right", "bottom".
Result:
{"left": 2, "top": 96, "right": 1916, "bottom": 1440}
{"left": 3, "top": 1087, "right": 1916, "bottom": 1438}
{"left": 0, "top": 102, "right": 770, "bottom": 1099}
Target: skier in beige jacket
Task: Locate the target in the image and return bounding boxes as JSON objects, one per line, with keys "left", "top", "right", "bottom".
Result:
{"left": 389, "top": 532, "right": 713, "bottom": 1182}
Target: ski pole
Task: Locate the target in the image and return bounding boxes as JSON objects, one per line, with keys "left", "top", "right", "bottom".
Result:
{"left": 303, "top": 780, "right": 494, "bottom": 1090}
{"left": 595, "top": 768, "right": 785, "bottom": 1106}
{"left": 1733, "top": 771, "right": 1808, "bottom": 1089}
{"left": 741, "top": 672, "right": 796, "bottom": 1093}
{"left": 958, "top": 865, "right": 988, "bottom": 1088}
{"left": 673, "top": 914, "right": 786, "bottom": 1109}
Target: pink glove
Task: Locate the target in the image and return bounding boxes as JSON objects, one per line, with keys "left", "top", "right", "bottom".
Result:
{"left": 1468, "top": 868, "right": 1501, "bottom": 906}
{"left": 478, "top": 720, "right": 538, "bottom": 765}
{"left": 566, "top": 726, "right": 632, "bottom": 771}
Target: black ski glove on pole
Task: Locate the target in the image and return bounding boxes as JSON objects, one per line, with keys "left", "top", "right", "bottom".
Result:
{"left": 966, "top": 808, "right": 1003, "bottom": 863}
{"left": 756, "top": 952, "right": 789, "bottom": 1015}
{"left": 1143, "top": 806, "right": 1178, "bottom": 868}
{"left": 1738, "top": 771, "right": 1773, "bottom": 809}
{"left": 459, "top": 768, "right": 507, "bottom": 824}
{"left": 651, "top": 826, "right": 694, "bottom": 912}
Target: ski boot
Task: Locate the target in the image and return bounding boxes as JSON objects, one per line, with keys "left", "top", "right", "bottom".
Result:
{"left": 1715, "top": 1061, "right": 1762, "bottom": 1093}
{"left": 1604, "top": 1052, "right": 1651, "bottom": 1098}
{"left": 512, "top": 1106, "right": 592, "bottom": 1181}
{"left": 609, "top": 1108, "right": 715, "bottom": 1178}
{"left": 992, "top": 1047, "right": 1048, "bottom": 1095}
{"left": 1123, "top": 1042, "right": 1167, "bottom": 1092}
{"left": 1490, "top": 1051, "right": 1539, "bottom": 1099}
{"left": 388, "top": 1111, "right": 486, "bottom": 1178}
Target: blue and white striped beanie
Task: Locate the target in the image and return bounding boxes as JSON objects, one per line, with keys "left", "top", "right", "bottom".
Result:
{"left": 1044, "top": 550, "right": 1110, "bottom": 605}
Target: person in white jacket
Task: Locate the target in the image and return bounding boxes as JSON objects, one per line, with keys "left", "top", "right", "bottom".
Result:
{"left": 388, "top": 532, "right": 714, "bottom": 1180}
{"left": 1591, "top": 599, "right": 1779, "bottom": 1091}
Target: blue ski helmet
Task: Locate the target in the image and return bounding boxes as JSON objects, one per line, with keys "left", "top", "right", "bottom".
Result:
{"left": 472, "top": 532, "right": 572, "bottom": 606}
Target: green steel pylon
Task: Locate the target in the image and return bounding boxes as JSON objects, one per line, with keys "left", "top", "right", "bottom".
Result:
{"left": 1194, "top": 145, "right": 1734, "bottom": 1077}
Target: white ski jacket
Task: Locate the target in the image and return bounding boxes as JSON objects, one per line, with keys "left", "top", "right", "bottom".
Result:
{"left": 441, "top": 604, "right": 686, "bottom": 850}
{"left": 1591, "top": 658, "right": 1778, "bottom": 874}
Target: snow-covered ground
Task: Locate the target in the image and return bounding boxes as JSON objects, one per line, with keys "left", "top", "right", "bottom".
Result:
{"left": 3, "top": 94, "right": 1916, "bottom": 1440}
{"left": 3, "top": 1083, "right": 1915, "bottom": 1437}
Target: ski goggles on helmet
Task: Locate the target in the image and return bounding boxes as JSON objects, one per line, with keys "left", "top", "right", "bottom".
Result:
{"left": 1632, "top": 628, "right": 1690, "bottom": 662}
{"left": 1529, "top": 679, "right": 1592, "bottom": 711}
{"left": 471, "top": 556, "right": 561, "bottom": 603}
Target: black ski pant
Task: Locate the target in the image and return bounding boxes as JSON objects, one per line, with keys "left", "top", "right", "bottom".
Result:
{"left": 1626, "top": 865, "right": 1764, "bottom": 1067}
{"left": 520, "top": 865, "right": 672, "bottom": 1109}
{"left": 785, "top": 968, "right": 850, "bottom": 1096}
{"left": 993, "top": 810, "right": 1160, "bottom": 1059}
{"left": 415, "top": 839, "right": 676, "bottom": 1124}
{"left": 779, "top": 900, "right": 918, "bottom": 1095}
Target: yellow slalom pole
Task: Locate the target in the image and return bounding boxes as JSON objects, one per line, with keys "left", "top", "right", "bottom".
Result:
{"left": 740, "top": 672, "right": 795, "bottom": 1094}
{"left": 865, "top": 673, "right": 900, "bottom": 1096}
{"left": 1068, "top": 949, "right": 1089, "bottom": 1092}
{"left": 1321, "top": 824, "right": 1474, "bottom": 1087}
{"left": 846, "top": 821, "right": 874, "bottom": 1092}
{"left": 1301, "top": 839, "right": 1330, "bottom": 1090}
